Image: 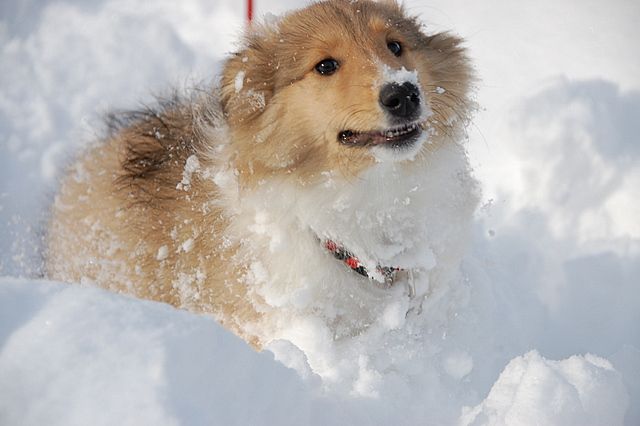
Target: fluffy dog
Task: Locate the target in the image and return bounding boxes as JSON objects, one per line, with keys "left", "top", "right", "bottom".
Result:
{"left": 46, "top": 0, "right": 477, "bottom": 348}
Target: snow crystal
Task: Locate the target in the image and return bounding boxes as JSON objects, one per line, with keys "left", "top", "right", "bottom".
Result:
{"left": 234, "top": 70, "right": 245, "bottom": 93}
{"left": 180, "top": 238, "right": 194, "bottom": 253}
{"left": 156, "top": 245, "right": 169, "bottom": 261}
{"left": 176, "top": 154, "right": 200, "bottom": 191}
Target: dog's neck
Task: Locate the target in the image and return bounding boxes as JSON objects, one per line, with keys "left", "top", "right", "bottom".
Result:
{"left": 220, "top": 142, "right": 477, "bottom": 303}
{"left": 294, "top": 160, "right": 442, "bottom": 273}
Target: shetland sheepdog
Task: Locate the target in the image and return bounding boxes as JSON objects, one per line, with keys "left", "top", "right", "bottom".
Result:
{"left": 47, "top": 0, "right": 478, "bottom": 349}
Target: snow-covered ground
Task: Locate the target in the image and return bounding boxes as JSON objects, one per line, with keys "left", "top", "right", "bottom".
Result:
{"left": 1, "top": 0, "right": 639, "bottom": 424}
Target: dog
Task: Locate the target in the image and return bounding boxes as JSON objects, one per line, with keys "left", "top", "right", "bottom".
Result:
{"left": 46, "top": 0, "right": 478, "bottom": 349}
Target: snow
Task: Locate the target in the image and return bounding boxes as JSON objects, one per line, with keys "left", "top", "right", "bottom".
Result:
{"left": 380, "top": 64, "right": 420, "bottom": 89}
{"left": 460, "top": 351, "right": 628, "bottom": 426}
{"left": 1, "top": 0, "right": 639, "bottom": 425}
{"left": 156, "top": 245, "right": 169, "bottom": 261}
{"left": 0, "top": 278, "right": 322, "bottom": 426}
{"left": 176, "top": 154, "right": 200, "bottom": 191}
{"left": 234, "top": 71, "right": 246, "bottom": 93}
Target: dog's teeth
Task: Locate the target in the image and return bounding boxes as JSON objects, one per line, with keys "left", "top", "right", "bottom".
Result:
{"left": 379, "top": 123, "right": 420, "bottom": 141}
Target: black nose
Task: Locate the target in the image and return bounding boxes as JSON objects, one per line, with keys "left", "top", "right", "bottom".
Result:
{"left": 379, "top": 82, "right": 421, "bottom": 119}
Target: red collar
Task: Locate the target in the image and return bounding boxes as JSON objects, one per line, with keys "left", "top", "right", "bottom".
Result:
{"left": 324, "top": 239, "right": 402, "bottom": 286}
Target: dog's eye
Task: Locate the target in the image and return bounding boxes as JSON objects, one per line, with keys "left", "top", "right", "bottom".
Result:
{"left": 387, "top": 41, "right": 402, "bottom": 57}
{"left": 315, "top": 58, "right": 339, "bottom": 76}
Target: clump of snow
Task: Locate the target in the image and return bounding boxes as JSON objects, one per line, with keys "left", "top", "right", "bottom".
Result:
{"left": 176, "top": 154, "right": 200, "bottom": 191}
{"left": 460, "top": 351, "right": 628, "bottom": 426}
{"left": 156, "top": 245, "right": 169, "bottom": 261}
{"left": 380, "top": 64, "right": 420, "bottom": 87}
{"left": 180, "top": 238, "right": 194, "bottom": 253}
{"left": 234, "top": 70, "right": 245, "bottom": 93}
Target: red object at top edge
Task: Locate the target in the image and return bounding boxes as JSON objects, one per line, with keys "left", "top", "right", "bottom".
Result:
{"left": 247, "top": 0, "right": 253, "bottom": 23}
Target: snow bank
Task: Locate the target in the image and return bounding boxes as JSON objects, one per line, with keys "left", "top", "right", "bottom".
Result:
{"left": 0, "top": 278, "right": 630, "bottom": 425}
{"left": 0, "top": 278, "right": 324, "bottom": 426}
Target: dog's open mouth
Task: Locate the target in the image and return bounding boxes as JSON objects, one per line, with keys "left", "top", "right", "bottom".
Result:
{"left": 338, "top": 122, "right": 423, "bottom": 149}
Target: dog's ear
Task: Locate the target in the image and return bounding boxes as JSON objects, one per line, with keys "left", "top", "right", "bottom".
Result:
{"left": 220, "top": 34, "right": 276, "bottom": 126}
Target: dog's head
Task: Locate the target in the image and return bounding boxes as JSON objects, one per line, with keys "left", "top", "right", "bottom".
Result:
{"left": 220, "top": 0, "right": 473, "bottom": 186}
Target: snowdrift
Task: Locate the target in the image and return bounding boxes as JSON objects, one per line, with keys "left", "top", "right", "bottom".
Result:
{"left": 0, "top": 278, "right": 629, "bottom": 425}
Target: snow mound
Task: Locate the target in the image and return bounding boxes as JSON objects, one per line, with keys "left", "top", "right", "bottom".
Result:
{"left": 0, "top": 278, "right": 631, "bottom": 425}
{"left": 461, "top": 351, "right": 628, "bottom": 426}
{"left": 0, "top": 278, "right": 321, "bottom": 426}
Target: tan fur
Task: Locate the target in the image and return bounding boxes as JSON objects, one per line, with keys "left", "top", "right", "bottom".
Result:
{"left": 46, "top": 0, "right": 473, "bottom": 348}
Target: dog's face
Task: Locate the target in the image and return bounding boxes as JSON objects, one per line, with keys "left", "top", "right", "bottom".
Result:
{"left": 220, "top": 0, "right": 472, "bottom": 186}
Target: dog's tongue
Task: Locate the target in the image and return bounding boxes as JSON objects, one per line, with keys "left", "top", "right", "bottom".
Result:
{"left": 370, "top": 133, "right": 390, "bottom": 145}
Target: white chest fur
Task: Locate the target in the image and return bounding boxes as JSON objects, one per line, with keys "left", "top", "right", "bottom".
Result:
{"left": 217, "top": 142, "right": 478, "bottom": 344}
